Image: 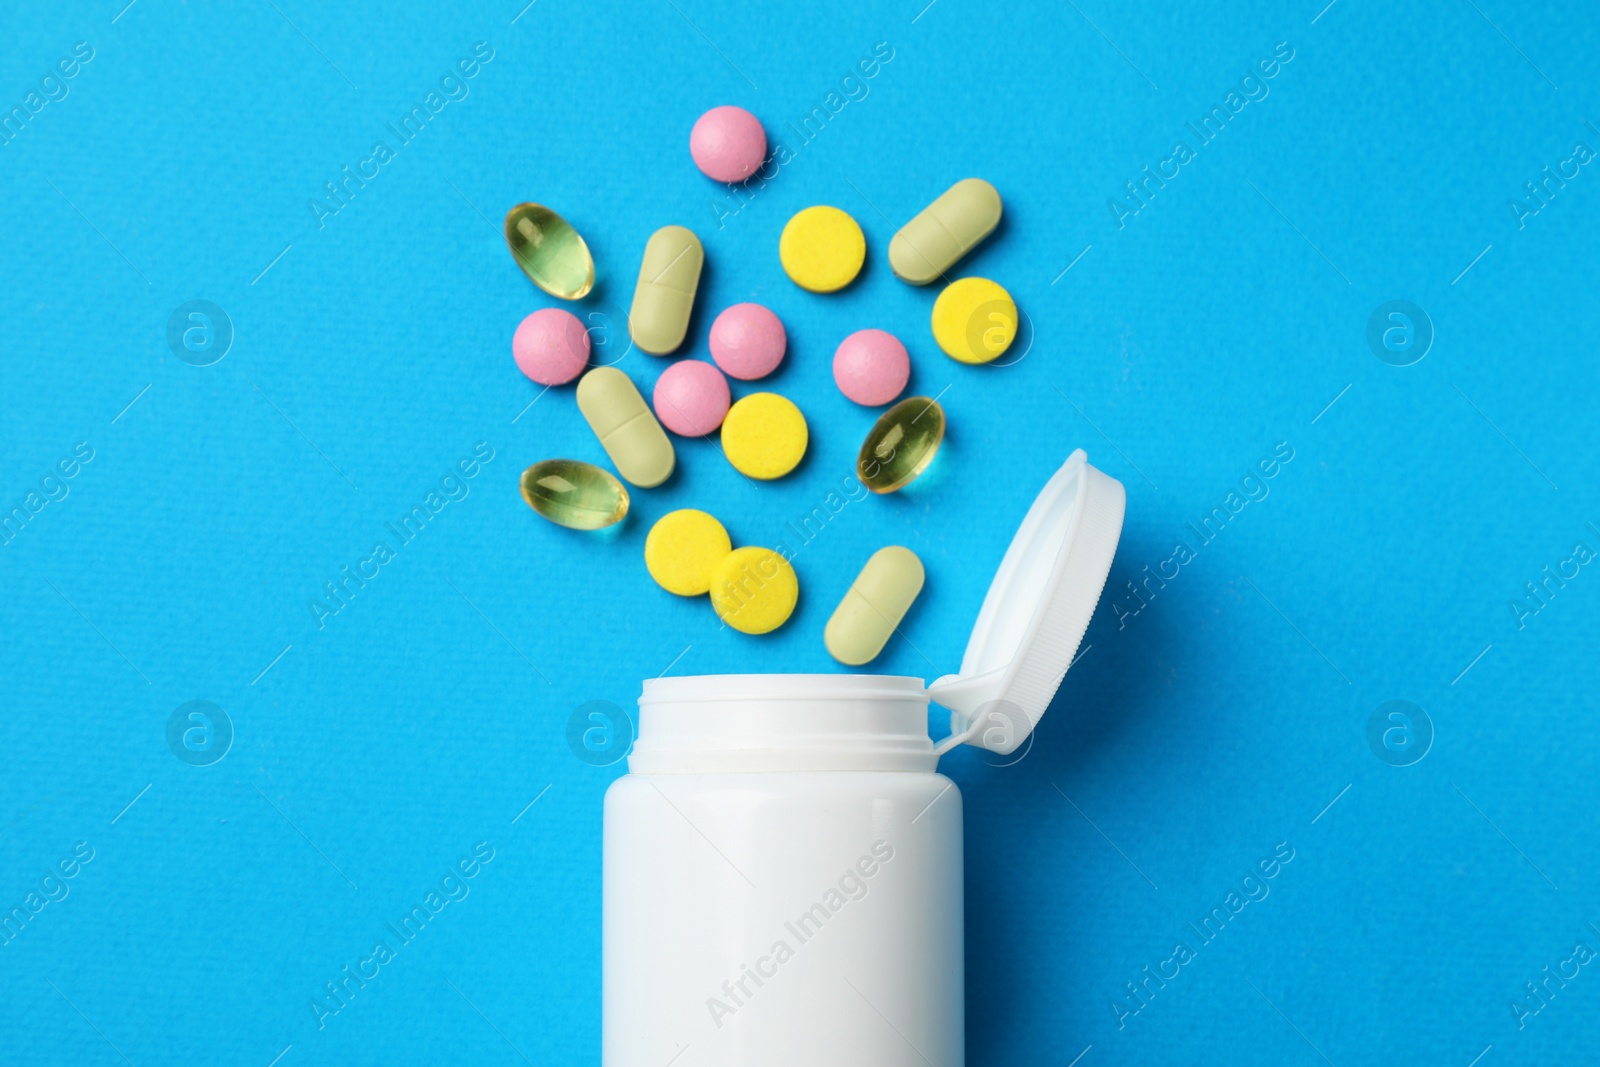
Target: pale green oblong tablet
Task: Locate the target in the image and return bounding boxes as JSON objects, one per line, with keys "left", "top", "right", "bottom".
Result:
{"left": 629, "top": 225, "right": 703, "bottom": 355}
{"left": 824, "top": 546, "right": 926, "bottom": 666}
{"left": 888, "top": 178, "right": 1002, "bottom": 285}
{"left": 576, "top": 367, "right": 675, "bottom": 488}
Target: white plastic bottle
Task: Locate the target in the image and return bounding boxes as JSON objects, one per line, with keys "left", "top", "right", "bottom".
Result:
{"left": 603, "top": 450, "right": 1125, "bottom": 1067}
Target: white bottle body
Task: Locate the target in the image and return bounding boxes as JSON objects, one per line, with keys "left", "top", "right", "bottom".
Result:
{"left": 601, "top": 675, "right": 964, "bottom": 1067}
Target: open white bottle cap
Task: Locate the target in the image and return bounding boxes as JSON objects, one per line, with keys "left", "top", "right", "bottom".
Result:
{"left": 927, "top": 449, "right": 1125, "bottom": 756}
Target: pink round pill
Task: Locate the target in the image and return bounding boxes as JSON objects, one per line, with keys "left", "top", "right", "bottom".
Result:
{"left": 690, "top": 106, "right": 767, "bottom": 183}
{"left": 833, "top": 329, "right": 911, "bottom": 406}
{"left": 513, "top": 308, "right": 590, "bottom": 386}
{"left": 653, "top": 360, "right": 731, "bottom": 437}
{"left": 709, "top": 303, "right": 786, "bottom": 380}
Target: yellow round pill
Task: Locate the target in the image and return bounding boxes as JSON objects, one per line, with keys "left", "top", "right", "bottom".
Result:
{"left": 644, "top": 509, "right": 732, "bottom": 596}
{"left": 931, "top": 277, "right": 1017, "bottom": 364}
{"left": 721, "top": 392, "right": 808, "bottom": 479}
{"left": 779, "top": 206, "right": 866, "bottom": 293}
{"left": 710, "top": 547, "right": 799, "bottom": 634}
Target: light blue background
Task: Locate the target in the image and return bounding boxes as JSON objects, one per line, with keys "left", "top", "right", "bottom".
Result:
{"left": 3, "top": 0, "right": 1598, "bottom": 1063}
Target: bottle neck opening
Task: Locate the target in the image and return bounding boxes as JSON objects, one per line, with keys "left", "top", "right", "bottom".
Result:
{"left": 629, "top": 674, "right": 937, "bottom": 773}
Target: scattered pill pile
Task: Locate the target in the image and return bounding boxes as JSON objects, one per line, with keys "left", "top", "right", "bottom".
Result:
{"left": 510, "top": 104, "right": 1017, "bottom": 664}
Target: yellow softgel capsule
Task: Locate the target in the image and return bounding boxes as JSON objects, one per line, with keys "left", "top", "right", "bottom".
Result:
{"left": 931, "top": 277, "right": 1017, "bottom": 364}
{"left": 858, "top": 396, "right": 945, "bottom": 494}
{"left": 721, "top": 392, "right": 808, "bottom": 479}
{"left": 779, "top": 206, "right": 865, "bottom": 293}
{"left": 645, "top": 509, "right": 732, "bottom": 596}
{"left": 710, "top": 546, "right": 798, "bottom": 635}
{"left": 503, "top": 203, "right": 595, "bottom": 300}
{"left": 520, "top": 459, "right": 629, "bottom": 530}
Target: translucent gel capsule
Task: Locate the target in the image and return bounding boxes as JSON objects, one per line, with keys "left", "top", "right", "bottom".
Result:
{"left": 504, "top": 203, "right": 595, "bottom": 300}
{"left": 857, "top": 396, "right": 945, "bottom": 494}
{"left": 520, "top": 460, "right": 629, "bottom": 530}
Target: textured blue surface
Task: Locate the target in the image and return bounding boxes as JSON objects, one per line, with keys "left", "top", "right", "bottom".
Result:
{"left": 3, "top": 1, "right": 1598, "bottom": 1063}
